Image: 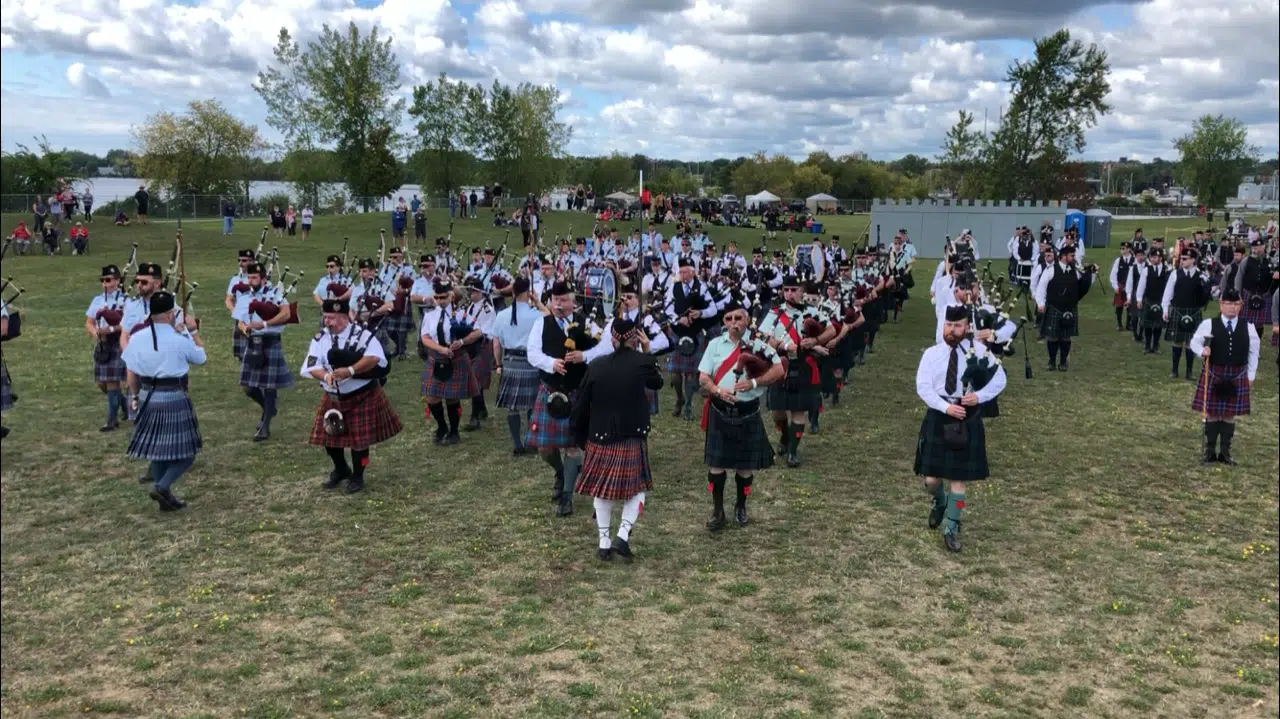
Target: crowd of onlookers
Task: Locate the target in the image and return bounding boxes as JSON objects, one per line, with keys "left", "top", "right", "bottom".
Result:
{"left": 7, "top": 179, "right": 100, "bottom": 256}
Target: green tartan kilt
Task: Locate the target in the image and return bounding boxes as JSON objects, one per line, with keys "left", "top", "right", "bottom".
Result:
{"left": 1038, "top": 305, "right": 1079, "bottom": 341}
{"left": 1163, "top": 306, "right": 1201, "bottom": 343}
{"left": 1139, "top": 304, "right": 1166, "bottom": 331}
{"left": 913, "top": 407, "right": 990, "bottom": 482}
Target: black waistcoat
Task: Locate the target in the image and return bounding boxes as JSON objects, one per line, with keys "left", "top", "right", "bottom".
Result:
{"left": 1142, "top": 266, "right": 1170, "bottom": 304}
{"left": 1117, "top": 257, "right": 1133, "bottom": 288}
{"left": 1046, "top": 263, "right": 1080, "bottom": 310}
{"left": 1210, "top": 317, "right": 1249, "bottom": 365}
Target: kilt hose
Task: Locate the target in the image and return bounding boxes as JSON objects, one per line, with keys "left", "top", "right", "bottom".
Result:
{"left": 0, "top": 360, "right": 14, "bottom": 411}
{"left": 1126, "top": 301, "right": 1142, "bottom": 332}
{"left": 1164, "top": 307, "right": 1202, "bottom": 343}
{"left": 575, "top": 438, "right": 653, "bottom": 501}
{"left": 704, "top": 398, "right": 775, "bottom": 471}
{"left": 913, "top": 407, "right": 990, "bottom": 482}
{"left": 472, "top": 338, "right": 495, "bottom": 390}
{"left": 496, "top": 351, "right": 540, "bottom": 411}
{"left": 1192, "top": 363, "right": 1251, "bottom": 417}
{"left": 308, "top": 383, "right": 402, "bottom": 448}
{"left": 232, "top": 325, "right": 247, "bottom": 361}
{"left": 1272, "top": 330, "right": 1278, "bottom": 348}
{"left": 525, "top": 384, "right": 577, "bottom": 450}
{"left": 1039, "top": 305, "right": 1080, "bottom": 342}
{"left": 1241, "top": 289, "right": 1272, "bottom": 326}
{"left": 127, "top": 383, "right": 202, "bottom": 461}
{"left": 422, "top": 349, "right": 480, "bottom": 401}
{"left": 239, "top": 334, "right": 295, "bottom": 390}
{"left": 665, "top": 332, "right": 706, "bottom": 374}
{"left": 92, "top": 341, "right": 127, "bottom": 384}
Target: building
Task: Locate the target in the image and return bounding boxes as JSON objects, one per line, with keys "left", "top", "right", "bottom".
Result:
{"left": 1236, "top": 171, "right": 1278, "bottom": 203}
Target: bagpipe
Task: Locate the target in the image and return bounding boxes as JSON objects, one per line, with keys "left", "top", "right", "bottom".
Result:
{"left": 544, "top": 313, "right": 602, "bottom": 419}
{"left": 732, "top": 322, "right": 780, "bottom": 383}
{"left": 322, "top": 321, "right": 392, "bottom": 437}
{"left": 169, "top": 223, "right": 199, "bottom": 329}
{"left": 1, "top": 276, "right": 25, "bottom": 342}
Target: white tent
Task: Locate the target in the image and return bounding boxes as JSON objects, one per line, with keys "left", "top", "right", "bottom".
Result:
{"left": 605, "top": 191, "right": 635, "bottom": 203}
{"left": 746, "top": 190, "right": 780, "bottom": 208}
{"left": 806, "top": 193, "right": 837, "bottom": 213}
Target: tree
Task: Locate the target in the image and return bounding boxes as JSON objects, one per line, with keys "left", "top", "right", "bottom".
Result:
{"left": 575, "top": 152, "right": 634, "bottom": 193}
{"left": 648, "top": 167, "right": 700, "bottom": 196}
{"left": 789, "top": 164, "right": 834, "bottom": 198}
{"left": 1174, "top": 114, "right": 1259, "bottom": 209}
{"left": 889, "top": 153, "right": 930, "bottom": 178}
{"left": 982, "top": 30, "right": 1111, "bottom": 200}
{"left": 255, "top": 28, "right": 326, "bottom": 204}
{"left": 729, "top": 152, "right": 795, "bottom": 197}
{"left": 467, "top": 80, "right": 571, "bottom": 196}
{"left": 409, "top": 72, "right": 478, "bottom": 194}
{"left": 937, "top": 110, "right": 985, "bottom": 197}
{"left": 131, "top": 99, "right": 266, "bottom": 196}
{"left": 0, "top": 136, "right": 78, "bottom": 195}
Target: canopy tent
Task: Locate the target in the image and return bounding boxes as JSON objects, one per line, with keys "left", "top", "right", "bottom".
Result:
{"left": 605, "top": 191, "right": 635, "bottom": 202}
{"left": 746, "top": 190, "right": 780, "bottom": 208}
{"left": 806, "top": 193, "right": 837, "bottom": 213}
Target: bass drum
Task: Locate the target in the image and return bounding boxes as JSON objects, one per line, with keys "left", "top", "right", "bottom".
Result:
{"left": 582, "top": 265, "right": 619, "bottom": 318}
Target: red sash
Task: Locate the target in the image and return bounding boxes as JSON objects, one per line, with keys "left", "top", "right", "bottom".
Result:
{"left": 777, "top": 309, "right": 820, "bottom": 384}
{"left": 700, "top": 345, "right": 742, "bottom": 431}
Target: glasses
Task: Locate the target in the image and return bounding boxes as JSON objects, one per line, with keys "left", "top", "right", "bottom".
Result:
{"left": 419, "top": 264, "right": 433, "bottom": 269}
{"left": 100, "top": 278, "right": 115, "bottom": 283}
{"left": 239, "top": 259, "right": 251, "bottom": 263}
{"left": 326, "top": 264, "right": 338, "bottom": 268}
{"left": 134, "top": 278, "right": 148, "bottom": 284}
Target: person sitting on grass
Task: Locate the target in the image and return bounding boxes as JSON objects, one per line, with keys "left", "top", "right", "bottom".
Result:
{"left": 7, "top": 221, "right": 32, "bottom": 255}
{"left": 114, "top": 210, "right": 131, "bottom": 226}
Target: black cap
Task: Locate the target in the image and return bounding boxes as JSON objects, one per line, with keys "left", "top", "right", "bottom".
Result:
{"left": 101, "top": 264, "right": 120, "bottom": 278}
{"left": 1120, "top": 241, "right": 1130, "bottom": 248}
{"left": 322, "top": 297, "right": 350, "bottom": 314}
{"left": 1251, "top": 238, "right": 1264, "bottom": 247}
{"left": 944, "top": 305, "right": 968, "bottom": 322}
{"left": 246, "top": 262, "right": 265, "bottom": 275}
{"left": 1059, "top": 245, "right": 1077, "bottom": 256}
{"left": 550, "top": 280, "right": 573, "bottom": 297}
{"left": 1180, "top": 248, "right": 1198, "bottom": 260}
{"left": 419, "top": 253, "right": 435, "bottom": 264}
{"left": 782, "top": 274, "right": 800, "bottom": 288}
{"left": 149, "top": 291, "right": 176, "bottom": 315}
{"left": 463, "top": 276, "right": 484, "bottom": 291}
{"left": 721, "top": 297, "right": 746, "bottom": 315}
{"left": 432, "top": 279, "right": 453, "bottom": 295}
{"left": 389, "top": 246, "right": 404, "bottom": 256}
{"left": 575, "top": 237, "right": 586, "bottom": 245}
{"left": 1220, "top": 288, "right": 1242, "bottom": 302}
{"left": 773, "top": 250, "right": 783, "bottom": 258}
{"left": 678, "top": 257, "right": 694, "bottom": 268}
{"left": 513, "top": 277, "right": 531, "bottom": 296}
{"left": 611, "top": 318, "right": 638, "bottom": 341}
{"left": 239, "top": 250, "right": 255, "bottom": 260}
{"left": 1148, "top": 248, "right": 1163, "bottom": 258}
{"left": 358, "top": 258, "right": 375, "bottom": 269}
{"left": 483, "top": 247, "right": 495, "bottom": 256}
{"left": 137, "top": 263, "right": 163, "bottom": 278}
{"left": 470, "top": 246, "right": 481, "bottom": 254}
{"left": 326, "top": 254, "right": 342, "bottom": 265}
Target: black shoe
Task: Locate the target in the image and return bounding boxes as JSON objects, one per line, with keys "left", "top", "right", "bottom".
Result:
{"left": 556, "top": 496, "right": 574, "bottom": 517}
{"left": 1046, "top": 362, "right": 1057, "bottom": 371}
{"left": 611, "top": 537, "right": 633, "bottom": 562}
{"left": 596, "top": 547, "right": 613, "bottom": 561}
{"left": 776, "top": 440, "right": 787, "bottom": 456}
{"left": 1169, "top": 372, "right": 1179, "bottom": 379}
{"left": 831, "top": 393, "right": 840, "bottom": 406}
{"left": 253, "top": 423, "right": 270, "bottom": 442}
{"left": 441, "top": 433, "right": 460, "bottom": 446}
{"left": 1184, "top": 372, "right": 1194, "bottom": 381}
{"left": 671, "top": 405, "right": 683, "bottom": 418}
{"left": 786, "top": 450, "right": 801, "bottom": 468}
{"left": 150, "top": 489, "right": 183, "bottom": 511}
{"left": 512, "top": 446, "right": 531, "bottom": 456}
{"left": 809, "top": 422, "right": 819, "bottom": 434}
{"left": 322, "top": 468, "right": 351, "bottom": 490}
{"left": 706, "top": 509, "right": 726, "bottom": 532}
{"left": 1058, "top": 361, "right": 1068, "bottom": 372}
{"left": 944, "top": 528, "right": 962, "bottom": 553}
{"left": 1218, "top": 452, "right": 1237, "bottom": 466}
{"left": 1201, "top": 452, "right": 1218, "bottom": 465}
{"left": 928, "top": 500, "right": 946, "bottom": 530}
{"left": 99, "top": 422, "right": 118, "bottom": 432}
{"left": 344, "top": 476, "right": 365, "bottom": 494}
{"left": 464, "top": 416, "right": 481, "bottom": 432}
{"left": 682, "top": 405, "right": 693, "bottom": 421}
{"left": 433, "top": 432, "right": 446, "bottom": 446}
{"left": 734, "top": 503, "right": 749, "bottom": 527}
{"left": 477, "top": 408, "right": 489, "bottom": 421}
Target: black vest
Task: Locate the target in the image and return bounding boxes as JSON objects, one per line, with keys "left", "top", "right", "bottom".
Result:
{"left": 1242, "top": 256, "right": 1269, "bottom": 292}
{"left": 1225, "top": 262, "right": 1240, "bottom": 290}
{"left": 1218, "top": 244, "right": 1234, "bottom": 267}
{"left": 1116, "top": 257, "right": 1134, "bottom": 288}
{"left": 1142, "top": 266, "right": 1170, "bottom": 304}
{"left": 1046, "top": 264, "right": 1080, "bottom": 310}
{"left": 537, "top": 312, "right": 583, "bottom": 385}
{"left": 1170, "top": 270, "right": 1202, "bottom": 308}
{"left": 672, "top": 280, "right": 704, "bottom": 316}
{"left": 1210, "top": 317, "right": 1249, "bottom": 365}
{"left": 1017, "top": 238, "right": 1034, "bottom": 261}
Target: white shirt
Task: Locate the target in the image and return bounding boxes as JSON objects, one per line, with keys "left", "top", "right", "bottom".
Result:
{"left": 1160, "top": 267, "right": 1201, "bottom": 311}
{"left": 300, "top": 208, "right": 314, "bottom": 224}
{"left": 664, "top": 279, "right": 718, "bottom": 323}
{"left": 1134, "top": 263, "right": 1168, "bottom": 305}
{"left": 600, "top": 308, "right": 670, "bottom": 355}
{"left": 934, "top": 301, "right": 1017, "bottom": 345}
{"left": 1034, "top": 262, "right": 1084, "bottom": 307}
{"left": 1188, "top": 317, "right": 1259, "bottom": 381}
{"left": 418, "top": 304, "right": 472, "bottom": 345}
{"left": 465, "top": 299, "right": 497, "bottom": 336}
{"left": 526, "top": 313, "right": 611, "bottom": 373}
{"left": 299, "top": 322, "right": 388, "bottom": 394}
{"left": 1007, "top": 236, "right": 1039, "bottom": 264}
{"left": 915, "top": 339, "right": 1007, "bottom": 414}
{"left": 1108, "top": 256, "right": 1134, "bottom": 293}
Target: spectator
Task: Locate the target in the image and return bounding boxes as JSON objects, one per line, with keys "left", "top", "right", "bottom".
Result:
{"left": 469, "top": 189, "right": 477, "bottom": 219}
{"left": 60, "top": 187, "right": 75, "bottom": 220}
{"left": 300, "top": 205, "right": 313, "bottom": 240}
{"left": 221, "top": 197, "right": 236, "bottom": 235}
{"left": 7, "top": 221, "right": 32, "bottom": 255}
{"left": 69, "top": 222, "right": 89, "bottom": 255}
{"left": 270, "top": 204, "right": 285, "bottom": 237}
{"left": 410, "top": 194, "right": 421, "bottom": 213}
{"left": 82, "top": 189, "right": 94, "bottom": 222}
{"left": 391, "top": 202, "right": 407, "bottom": 243}
{"left": 458, "top": 190, "right": 468, "bottom": 219}
{"left": 449, "top": 193, "right": 457, "bottom": 218}
{"left": 114, "top": 210, "right": 130, "bottom": 226}
{"left": 286, "top": 205, "right": 297, "bottom": 236}
{"left": 41, "top": 225, "right": 60, "bottom": 255}
{"left": 33, "top": 198, "right": 48, "bottom": 233}
{"left": 134, "top": 185, "right": 149, "bottom": 224}
{"left": 414, "top": 206, "right": 427, "bottom": 242}
{"left": 49, "top": 194, "right": 64, "bottom": 227}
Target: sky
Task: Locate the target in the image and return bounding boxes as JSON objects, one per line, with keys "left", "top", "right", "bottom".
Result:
{"left": 0, "top": 0, "right": 1276, "bottom": 163}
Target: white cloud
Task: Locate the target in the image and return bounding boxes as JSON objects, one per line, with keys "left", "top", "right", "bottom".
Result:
{"left": 0, "top": 0, "right": 1275, "bottom": 163}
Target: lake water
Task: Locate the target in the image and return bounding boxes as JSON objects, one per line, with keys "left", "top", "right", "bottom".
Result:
{"left": 70, "top": 177, "right": 430, "bottom": 206}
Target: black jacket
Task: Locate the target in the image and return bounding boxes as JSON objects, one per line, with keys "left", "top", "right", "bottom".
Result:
{"left": 570, "top": 347, "right": 664, "bottom": 448}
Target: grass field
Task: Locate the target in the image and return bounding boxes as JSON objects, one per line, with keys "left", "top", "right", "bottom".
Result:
{"left": 0, "top": 209, "right": 1276, "bottom": 719}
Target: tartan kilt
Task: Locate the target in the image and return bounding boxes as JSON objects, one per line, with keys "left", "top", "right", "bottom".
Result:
{"left": 1164, "top": 307, "right": 1202, "bottom": 343}
{"left": 913, "top": 408, "right": 989, "bottom": 482}
{"left": 525, "top": 384, "right": 576, "bottom": 450}
{"left": 575, "top": 438, "right": 653, "bottom": 500}
{"left": 308, "top": 384, "right": 402, "bottom": 448}
{"left": 127, "top": 388, "right": 202, "bottom": 461}
{"left": 421, "top": 349, "right": 480, "bottom": 400}
{"left": 1111, "top": 290, "right": 1127, "bottom": 308}
{"left": 239, "top": 335, "right": 295, "bottom": 390}
{"left": 767, "top": 356, "right": 820, "bottom": 412}
{"left": 1139, "top": 304, "right": 1166, "bottom": 331}
{"left": 665, "top": 331, "right": 706, "bottom": 374}
{"left": 92, "top": 341, "right": 127, "bottom": 384}
{"left": 383, "top": 310, "right": 416, "bottom": 337}
{"left": 232, "top": 326, "right": 247, "bottom": 360}
{"left": 0, "top": 361, "right": 14, "bottom": 411}
{"left": 1272, "top": 330, "right": 1278, "bottom": 348}
{"left": 704, "top": 399, "right": 775, "bottom": 471}
{"left": 473, "top": 338, "right": 495, "bottom": 390}
{"left": 1039, "top": 305, "right": 1080, "bottom": 341}
{"left": 496, "top": 352, "right": 540, "bottom": 410}
{"left": 1191, "top": 363, "right": 1251, "bottom": 417}
{"left": 1242, "top": 289, "right": 1272, "bottom": 326}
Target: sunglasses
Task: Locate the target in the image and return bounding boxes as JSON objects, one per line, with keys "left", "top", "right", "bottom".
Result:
{"left": 100, "top": 277, "right": 117, "bottom": 282}
{"left": 419, "top": 264, "right": 433, "bottom": 269}
{"left": 326, "top": 264, "right": 338, "bottom": 268}
{"left": 239, "top": 259, "right": 251, "bottom": 263}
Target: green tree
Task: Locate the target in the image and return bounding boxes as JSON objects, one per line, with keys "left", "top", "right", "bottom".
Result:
{"left": 889, "top": 153, "right": 930, "bottom": 178}
{"left": 648, "top": 167, "right": 699, "bottom": 196}
{"left": 938, "top": 110, "right": 985, "bottom": 197}
{"left": 789, "top": 163, "right": 834, "bottom": 198}
{"left": 409, "top": 72, "right": 478, "bottom": 194}
{"left": 0, "top": 136, "right": 78, "bottom": 195}
{"left": 729, "top": 152, "right": 795, "bottom": 197}
{"left": 982, "top": 30, "right": 1111, "bottom": 200}
{"left": 131, "top": 99, "right": 266, "bottom": 196}
{"left": 575, "top": 152, "right": 634, "bottom": 193}
{"left": 467, "top": 80, "right": 571, "bottom": 196}
{"left": 1174, "top": 114, "right": 1259, "bottom": 208}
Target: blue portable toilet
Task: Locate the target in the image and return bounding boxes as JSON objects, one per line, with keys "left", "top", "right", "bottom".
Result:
{"left": 1064, "top": 209, "right": 1086, "bottom": 243}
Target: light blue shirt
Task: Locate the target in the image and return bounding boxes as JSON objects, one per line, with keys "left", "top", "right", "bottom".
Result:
{"left": 380, "top": 263, "right": 412, "bottom": 286}
{"left": 232, "top": 289, "right": 285, "bottom": 336}
{"left": 226, "top": 271, "right": 249, "bottom": 295}
{"left": 489, "top": 301, "right": 543, "bottom": 350}
{"left": 691, "top": 234, "right": 709, "bottom": 252}
{"left": 122, "top": 322, "right": 206, "bottom": 378}
{"left": 123, "top": 295, "right": 183, "bottom": 334}
{"left": 697, "top": 333, "right": 778, "bottom": 403}
{"left": 312, "top": 272, "right": 348, "bottom": 300}
{"left": 86, "top": 290, "right": 127, "bottom": 320}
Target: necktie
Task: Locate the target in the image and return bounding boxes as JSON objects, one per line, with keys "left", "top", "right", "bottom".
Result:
{"left": 1226, "top": 319, "right": 1233, "bottom": 333}
{"left": 945, "top": 346, "right": 959, "bottom": 395}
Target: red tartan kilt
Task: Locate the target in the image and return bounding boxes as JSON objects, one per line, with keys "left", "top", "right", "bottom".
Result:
{"left": 308, "top": 385, "right": 403, "bottom": 448}
{"left": 422, "top": 350, "right": 480, "bottom": 400}
{"left": 1191, "top": 364, "right": 1251, "bottom": 417}
{"left": 1112, "top": 290, "right": 1127, "bottom": 308}
{"left": 1272, "top": 331, "right": 1278, "bottom": 348}
{"left": 575, "top": 439, "right": 653, "bottom": 500}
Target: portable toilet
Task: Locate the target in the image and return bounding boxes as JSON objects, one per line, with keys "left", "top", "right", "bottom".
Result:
{"left": 1084, "top": 208, "right": 1113, "bottom": 248}
{"left": 1064, "top": 209, "right": 1086, "bottom": 243}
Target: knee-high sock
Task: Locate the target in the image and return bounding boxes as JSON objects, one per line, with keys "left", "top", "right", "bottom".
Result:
{"left": 708, "top": 471, "right": 726, "bottom": 514}
{"left": 1059, "top": 341, "right": 1071, "bottom": 363}
{"left": 1047, "top": 341, "right": 1060, "bottom": 364}
{"left": 563, "top": 453, "right": 583, "bottom": 497}
{"left": 944, "top": 490, "right": 965, "bottom": 534}
{"left": 106, "top": 389, "right": 122, "bottom": 424}
{"left": 446, "top": 400, "right": 462, "bottom": 435}
{"left": 789, "top": 422, "right": 805, "bottom": 453}
{"left": 244, "top": 386, "right": 264, "bottom": 408}
{"left": 1171, "top": 346, "right": 1182, "bottom": 374}
{"left": 1114, "top": 306, "right": 1123, "bottom": 327}
{"left": 682, "top": 374, "right": 699, "bottom": 408}
{"left": 1203, "top": 420, "right": 1221, "bottom": 456}
{"left": 325, "top": 446, "right": 350, "bottom": 473}
{"left": 593, "top": 498, "right": 615, "bottom": 549}
{"left": 928, "top": 479, "right": 946, "bottom": 509}
{"left": 542, "top": 449, "right": 564, "bottom": 475}
{"left": 1143, "top": 327, "right": 1153, "bottom": 350}
{"left": 506, "top": 411, "right": 524, "bottom": 449}
{"left": 428, "top": 402, "right": 448, "bottom": 434}
{"left": 1183, "top": 352, "right": 1194, "bottom": 376}
{"left": 734, "top": 473, "right": 753, "bottom": 506}
{"left": 351, "top": 449, "right": 370, "bottom": 479}
{"left": 262, "top": 390, "right": 278, "bottom": 423}
{"left": 1150, "top": 330, "right": 1160, "bottom": 352}
{"left": 618, "top": 492, "right": 645, "bottom": 541}
{"left": 155, "top": 457, "right": 194, "bottom": 491}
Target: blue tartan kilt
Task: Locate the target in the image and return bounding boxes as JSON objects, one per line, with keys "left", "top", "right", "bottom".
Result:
{"left": 665, "top": 331, "right": 705, "bottom": 374}
{"left": 1039, "top": 305, "right": 1080, "bottom": 341}
{"left": 232, "top": 325, "right": 247, "bottom": 360}
{"left": 422, "top": 349, "right": 480, "bottom": 400}
{"left": 127, "top": 387, "right": 202, "bottom": 461}
{"left": 1242, "top": 289, "right": 1272, "bottom": 326}
{"left": 383, "top": 310, "right": 416, "bottom": 338}
{"left": 525, "top": 384, "right": 576, "bottom": 450}
{"left": 473, "top": 338, "right": 494, "bottom": 390}
{"left": 913, "top": 407, "right": 990, "bottom": 482}
{"left": 1192, "top": 363, "right": 1251, "bottom": 417}
{"left": 92, "top": 342, "right": 127, "bottom": 384}
{"left": 0, "top": 361, "right": 14, "bottom": 411}
{"left": 239, "top": 335, "right": 295, "bottom": 390}
{"left": 1164, "top": 306, "right": 1202, "bottom": 343}
{"left": 496, "top": 352, "right": 540, "bottom": 411}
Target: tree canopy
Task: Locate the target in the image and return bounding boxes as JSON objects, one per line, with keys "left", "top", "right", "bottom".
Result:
{"left": 1175, "top": 114, "right": 1260, "bottom": 208}
{"left": 131, "top": 100, "right": 266, "bottom": 196}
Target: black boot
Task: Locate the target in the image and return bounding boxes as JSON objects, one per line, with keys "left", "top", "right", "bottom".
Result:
{"left": 323, "top": 448, "right": 352, "bottom": 489}
{"left": 706, "top": 472, "right": 726, "bottom": 531}
{"left": 1218, "top": 422, "right": 1237, "bottom": 465}
{"left": 611, "top": 536, "right": 633, "bottom": 562}
{"left": 943, "top": 523, "right": 962, "bottom": 553}
{"left": 1201, "top": 421, "right": 1220, "bottom": 465}
{"left": 808, "top": 407, "right": 820, "bottom": 434}
{"left": 786, "top": 423, "right": 804, "bottom": 468}
{"left": 734, "top": 474, "right": 752, "bottom": 526}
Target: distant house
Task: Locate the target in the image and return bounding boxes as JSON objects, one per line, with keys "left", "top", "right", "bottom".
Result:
{"left": 1237, "top": 171, "right": 1278, "bottom": 202}
{"left": 96, "top": 166, "right": 119, "bottom": 177}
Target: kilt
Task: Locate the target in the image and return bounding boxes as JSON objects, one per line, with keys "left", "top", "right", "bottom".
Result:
{"left": 575, "top": 438, "right": 653, "bottom": 500}
{"left": 704, "top": 398, "right": 775, "bottom": 471}
{"left": 1191, "top": 363, "right": 1251, "bottom": 417}
{"left": 1164, "top": 307, "right": 1202, "bottom": 343}
{"left": 913, "top": 407, "right": 989, "bottom": 482}
{"left": 127, "top": 385, "right": 202, "bottom": 461}
{"left": 1272, "top": 330, "right": 1278, "bottom": 348}
{"left": 92, "top": 341, "right": 127, "bottom": 384}
{"left": 383, "top": 310, "right": 416, "bottom": 338}
{"left": 1112, "top": 290, "right": 1127, "bottom": 308}
{"left": 767, "top": 356, "right": 820, "bottom": 412}
{"left": 1039, "top": 305, "right": 1080, "bottom": 341}
{"left": 232, "top": 326, "right": 247, "bottom": 360}
{"left": 1139, "top": 304, "right": 1166, "bottom": 331}
{"left": 525, "top": 384, "right": 576, "bottom": 450}
{"left": 665, "top": 332, "right": 706, "bottom": 374}
{"left": 473, "top": 338, "right": 495, "bottom": 390}
{"left": 1242, "top": 289, "right": 1272, "bottom": 326}
{"left": 496, "top": 351, "right": 539, "bottom": 411}
{"left": 421, "top": 349, "right": 480, "bottom": 400}
{"left": 0, "top": 361, "right": 14, "bottom": 411}
{"left": 239, "top": 334, "right": 295, "bottom": 390}
{"left": 308, "top": 383, "right": 402, "bottom": 448}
